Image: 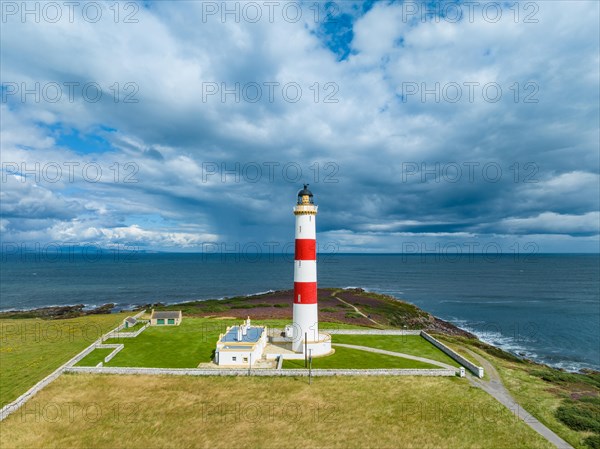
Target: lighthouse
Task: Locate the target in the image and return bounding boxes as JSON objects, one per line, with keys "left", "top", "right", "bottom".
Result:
{"left": 292, "top": 184, "right": 319, "bottom": 352}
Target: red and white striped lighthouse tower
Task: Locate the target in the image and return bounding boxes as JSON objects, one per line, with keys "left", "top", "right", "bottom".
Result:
{"left": 292, "top": 184, "right": 319, "bottom": 352}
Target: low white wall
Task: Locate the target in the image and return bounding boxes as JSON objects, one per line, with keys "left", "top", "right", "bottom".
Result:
{"left": 420, "top": 331, "right": 484, "bottom": 378}
{"left": 64, "top": 366, "right": 456, "bottom": 377}
{"left": 106, "top": 322, "right": 149, "bottom": 339}
{"left": 97, "top": 344, "right": 124, "bottom": 364}
{"left": 132, "top": 310, "right": 146, "bottom": 319}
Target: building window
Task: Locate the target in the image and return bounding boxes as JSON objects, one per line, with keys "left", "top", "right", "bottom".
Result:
{"left": 243, "top": 357, "right": 248, "bottom": 363}
{"left": 157, "top": 319, "right": 164, "bottom": 325}
{"left": 167, "top": 319, "right": 175, "bottom": 325}
{"left": 232, "top": 357, "right": 237, "bottom": 362}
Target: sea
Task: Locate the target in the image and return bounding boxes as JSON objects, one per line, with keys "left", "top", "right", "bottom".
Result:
{"left": 1, "top": 252, "right": 598, "bottom": 372}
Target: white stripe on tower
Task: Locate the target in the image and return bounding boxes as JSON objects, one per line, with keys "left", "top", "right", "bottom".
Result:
{"left": 292, "top": 184, "right": 318, "bottom": 352}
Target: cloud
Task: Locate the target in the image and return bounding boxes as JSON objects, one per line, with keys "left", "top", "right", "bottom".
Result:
{"left": 497, "top": 212, "right": 600, "bottom": 236}
{"left": 1, "top": 1, "right": 598, "bottom": 252}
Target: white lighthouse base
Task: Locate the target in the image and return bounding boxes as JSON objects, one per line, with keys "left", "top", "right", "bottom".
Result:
{"left": 268, "top": 329, "right": 332, "bottom": 359}
{"left": 303, "top": 333, "right": 332, "bottom": 357}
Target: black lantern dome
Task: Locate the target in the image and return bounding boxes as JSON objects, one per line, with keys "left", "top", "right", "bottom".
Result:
{"left": 297, "top": 184, "right": 314, "bottom": 205}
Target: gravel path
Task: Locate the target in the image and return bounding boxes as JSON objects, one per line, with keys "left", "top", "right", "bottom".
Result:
{"left": 464, "top": 348, "right": 574, "bottom": 449}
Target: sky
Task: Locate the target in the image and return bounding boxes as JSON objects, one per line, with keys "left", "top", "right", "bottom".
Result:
{"left": 1, "top": 0, "right": 599, "bottom": 254}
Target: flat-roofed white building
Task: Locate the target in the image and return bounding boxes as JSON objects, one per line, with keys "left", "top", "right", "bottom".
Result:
{"left": 215, "top": 318, "right": 267, "bottom": 366}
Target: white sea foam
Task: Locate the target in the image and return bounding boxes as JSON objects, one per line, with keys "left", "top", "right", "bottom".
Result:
{"left": 450, "top": 318, "right": 595, "bottom": 373}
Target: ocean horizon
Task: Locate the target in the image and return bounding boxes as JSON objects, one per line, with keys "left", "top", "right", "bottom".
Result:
{"left": 1, "top": 253, "right": 598, "bottom": 373}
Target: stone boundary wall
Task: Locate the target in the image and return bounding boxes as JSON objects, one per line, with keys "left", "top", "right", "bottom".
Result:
{"left": 104, "top": 322, "right": 149, "bottom": 340}
{"left": 96, "top": 344, "right": 124, "bottom": 364}
{"left": 64, "top": 366, "right": 456, "bottom": 377}
{"left": 322, "top": 329, "right": 422, "bottom": 335}
{"left": 421, "top": 331, "right": 484, "bottom": 378}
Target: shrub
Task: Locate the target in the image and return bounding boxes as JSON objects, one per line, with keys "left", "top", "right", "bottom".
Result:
{"left": 201, "top": 305, "right": 229, "bottom": 313}
{"left": 345, "top": 312, "right": 362, "bottom": 319}
{"left": 585, "top": 434, "right": 600, "bottom": 449}
{"left": 273, "top": 304, "right": 289, "bottom": 308}
{"left": 321, "top": 307, "right": 338, "bottom": 312}
{"left": 531, "top": 369, "right": 600, "bottom": 389}
{"left": 555, "top": 398, "right": 600, "bottom": 433}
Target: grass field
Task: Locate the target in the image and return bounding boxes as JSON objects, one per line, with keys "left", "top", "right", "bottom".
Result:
{"left": 0, "top": 314, "right": 126, "bottom": 407}
{"left": 0, "top": 374, "right": 554, "bottom": 449}
{"left": 332, "top": 334, "right": 462, "bottom": 367}
{"left": 283, "top": 345, "right": 439, "bottom": 369}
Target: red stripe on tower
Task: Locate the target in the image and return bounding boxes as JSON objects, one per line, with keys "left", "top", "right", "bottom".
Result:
{"left": 294, "top": 239, "right": 316, "bottom": 260}
{"left": 293, "top": 282, "right": 317, "bottom": 304}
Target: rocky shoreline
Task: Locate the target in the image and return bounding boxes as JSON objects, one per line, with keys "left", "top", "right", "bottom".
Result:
{"left": 0, "top": 303, "right": 117, "bottom": 319}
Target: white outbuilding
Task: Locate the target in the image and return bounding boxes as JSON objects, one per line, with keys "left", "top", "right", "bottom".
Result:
{"left": 215, "top": 318, "right": 267, "bottom": 367}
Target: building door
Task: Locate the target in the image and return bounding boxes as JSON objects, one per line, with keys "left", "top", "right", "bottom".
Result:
{"left": 157, "top": 319, "right": 164, "bottom": 325}
{"left": 168, "top": 319, "right": 175, "bottom": 325}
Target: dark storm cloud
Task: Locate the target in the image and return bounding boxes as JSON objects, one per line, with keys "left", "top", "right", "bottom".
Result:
{"left": 0, "top": 1, "right": 598, "bottom": 251}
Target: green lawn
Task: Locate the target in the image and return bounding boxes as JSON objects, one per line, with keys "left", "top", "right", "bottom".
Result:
{"left": 102, "top": 318, "right": 375, "bottom": 368}
{"left": 103, "top": 318, "right": 226, "bottom": 368}
{"left": 75, "top": 348, "right": 115, "bottom": 367}
{"left": 283, "top": 345, "right": 440, "bottom": 369}
{"left": 102, "top": 319, "right": 457, "bottom": 370}
{"left": 332, "top": 334, "right": 462, "bottom": 368}
{"left": 0, "top": 314, "right": 126, "bottom": 407}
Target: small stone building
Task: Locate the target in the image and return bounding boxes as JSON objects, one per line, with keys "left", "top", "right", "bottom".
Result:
{"left": 123, "top": 316, "right": 137, "bottom": 328}
{"left": 150, "top": 310, "right": 182, "bottom": 326}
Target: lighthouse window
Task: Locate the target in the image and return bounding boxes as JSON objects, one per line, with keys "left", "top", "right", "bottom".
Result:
{"left": 299, "top": 226, "right": 301, "bottom": 233}
{"left": 298, "top": 295, "right": 301, "bottom": 302}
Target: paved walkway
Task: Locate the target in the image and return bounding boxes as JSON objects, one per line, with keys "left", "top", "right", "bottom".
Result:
{"left": 463, "top": 348, "right": 574, "bottom": 449}
{"left": 332, "top": 343, "right": 457, "bottom": 370}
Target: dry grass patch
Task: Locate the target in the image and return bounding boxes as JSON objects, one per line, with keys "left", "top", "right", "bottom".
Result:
{"left": 0, "top": 374, "right": 553, "bottom": 449}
